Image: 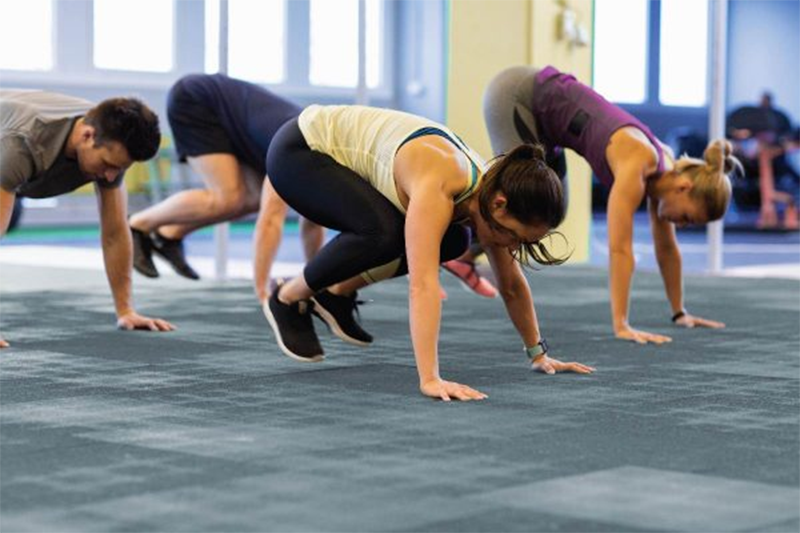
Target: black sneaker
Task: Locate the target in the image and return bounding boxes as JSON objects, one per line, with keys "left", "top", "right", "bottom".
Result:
{"left": 152, "top": 233, "right": 200, "bottom": 280}
{"left": 264, "top": 288, "right": 324, "bottom": 362}
{"left": 311, "top": 290, "right": 373, "bottom": 346}
{"left": 131, "top": 227, "right": 159, "bottom": 278}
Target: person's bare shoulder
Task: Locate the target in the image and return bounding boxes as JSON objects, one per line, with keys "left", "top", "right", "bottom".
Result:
{"left": 608, "top": 127, "right": 660, "bottom": 179}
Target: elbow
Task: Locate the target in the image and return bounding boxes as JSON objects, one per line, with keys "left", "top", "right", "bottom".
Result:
{"left": 609, "top": 247, "right": 633, "bottom": 261}
{"left": 497, "top": 279, "right": 525, "bottom": 301}
{"left": 101, "top": 227, "right": 130, "bottom": 248}
{"left": 408, "top": 276, "right": 440, "bottom": 300}
{"left": 655, "top": 245, "right": 681, "bottom": 266}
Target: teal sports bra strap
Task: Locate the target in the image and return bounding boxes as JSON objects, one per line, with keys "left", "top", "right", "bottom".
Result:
{"left": 400, "top": 127, "right": 480, "bottom": 204}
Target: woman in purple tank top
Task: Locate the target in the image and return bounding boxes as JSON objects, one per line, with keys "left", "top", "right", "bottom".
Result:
{"left": 474, "top": 65, "right": 742, "bottom": 345}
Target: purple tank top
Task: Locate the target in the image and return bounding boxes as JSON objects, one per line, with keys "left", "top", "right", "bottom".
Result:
{"left": 532, "top": 66, "right": 666, "bottom": 188}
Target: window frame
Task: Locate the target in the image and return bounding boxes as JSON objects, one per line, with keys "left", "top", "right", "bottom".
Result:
{"left": 0, "top": 0, "right": 395, "bottom": 102}
{"left": 596, "top": 0, "right": 712, "bottom": 116}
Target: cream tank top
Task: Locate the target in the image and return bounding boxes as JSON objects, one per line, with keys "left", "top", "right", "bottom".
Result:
{"left": 298, "top": 105, "right": 486, "bottom": 213}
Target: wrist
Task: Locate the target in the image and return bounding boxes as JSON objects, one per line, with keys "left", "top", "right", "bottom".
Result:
{"left": 116, "top": 307, "right": 135, "bottom": 318}
{"left": 419, "top": 375, "right": 442, "bottom": 387}
{"left": 524, "top": 338, "right": 548, "bottom": 360}
{"left": 671, "top": 309, "right": 687, "bottom": 322}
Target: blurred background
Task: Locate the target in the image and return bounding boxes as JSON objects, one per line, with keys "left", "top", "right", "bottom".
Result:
{"left": 1, "top": 0, "right": 798, "bottom": 276}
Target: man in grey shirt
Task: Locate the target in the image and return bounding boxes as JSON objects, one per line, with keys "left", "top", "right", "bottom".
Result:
{"left": 0, "top": 90, "right": 175, "bottom": 347}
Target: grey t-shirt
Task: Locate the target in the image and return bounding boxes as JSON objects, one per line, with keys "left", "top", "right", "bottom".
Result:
{"left": 0, "top": 90, "right": 123, "bottom": 198}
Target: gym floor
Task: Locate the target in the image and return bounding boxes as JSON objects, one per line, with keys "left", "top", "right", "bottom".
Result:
{"left": 1, "top": 217, "right": 798, "bottom": 532}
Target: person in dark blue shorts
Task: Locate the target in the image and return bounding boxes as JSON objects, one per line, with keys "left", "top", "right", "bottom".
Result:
{"left": 129, "top": 74, "right": 323, "bottom": 302}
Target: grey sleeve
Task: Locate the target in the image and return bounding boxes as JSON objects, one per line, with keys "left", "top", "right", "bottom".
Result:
{"left": 0, "top": 136, "right": 35, "bottom": 193}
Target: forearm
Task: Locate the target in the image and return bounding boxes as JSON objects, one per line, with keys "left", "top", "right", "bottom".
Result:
{"left": 655, "top": 245, "right": 685, "bottom": 314}
{"left": 101, "top": 230, "right": 135, "bottom": 317}
{"left": 499, "top": 278, "right": 541, "bottom": 347}
{"left": 300, "top": 218, "right": 324, "bottom": 262}
{"left": 0, "top": 189, "right": 16, "bottom": 238}
{"left": 609, "top": 249, "right": 635, "bottom": 331}
{"left": 253, "top": 213, "right": 284, "bottom": 302}
{"left": 408, "top": 281, "right": 443, "bottom": 384}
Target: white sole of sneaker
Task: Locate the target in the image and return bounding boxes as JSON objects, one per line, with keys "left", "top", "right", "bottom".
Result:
{"left": 262, "top": 301, "right": 325, "bottom": 363}
{"left": 310, "top": 297, "right": 371, "bottom": 347}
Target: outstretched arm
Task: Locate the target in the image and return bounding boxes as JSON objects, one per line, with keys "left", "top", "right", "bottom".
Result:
{"left": 607, "top": 170, "right": 671, "bottom": 344}
{"left": 485, "top": 244, "right": 594, "bottom": 375}
{"left": 0, "top": 187, "right": 14, "bottom": 238}
{"left": 253, "top": 177, "right": 290, "bottom": 302}
{"left": 0, "top": 187, "right": 12, "bottom": 348}
{"left": 405, "top": 185, "right": 486, "bottom": 400}
{"left": 649, "top": 197, "right": 685, "bottom": 315}
{"left": 96, "top": 184, "right": 175, "bottom": 332}
{"left": 253, "top": 177, "right": 325, "bottom": 302}
{"left": 649, "top": 199, "right": 725, "bottom": 330}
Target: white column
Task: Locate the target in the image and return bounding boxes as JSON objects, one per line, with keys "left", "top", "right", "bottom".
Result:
{"left": 355, "top": 0, "right": 368, "bottom": 106}
{"left": 214, "top": 0, "right": 230, "bottom": 281}
{"left": 707, "top": 0, "right": 728, "bottom": 273}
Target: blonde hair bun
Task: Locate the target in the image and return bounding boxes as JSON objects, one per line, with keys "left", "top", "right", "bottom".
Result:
{"left": 703, "top": 139, "right": 736, "bottom": 174}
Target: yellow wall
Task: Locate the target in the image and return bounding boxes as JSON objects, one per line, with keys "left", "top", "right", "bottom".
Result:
{"left": 446, "top": 0, "right": 594, "bottom": 263}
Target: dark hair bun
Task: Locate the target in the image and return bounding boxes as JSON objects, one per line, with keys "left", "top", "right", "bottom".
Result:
{"left": 506, "top": 143, "right": 547, "bottom": 163}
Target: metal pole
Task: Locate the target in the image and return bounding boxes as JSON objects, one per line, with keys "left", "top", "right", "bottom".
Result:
{"left": 355, "top": 0, "right": 368, "bottom": 106}
{"left": 707, "top": 0, "right": 728, "bottom": 273}
{"left": 214, "top": 0, "right": 230, "bottom": 281}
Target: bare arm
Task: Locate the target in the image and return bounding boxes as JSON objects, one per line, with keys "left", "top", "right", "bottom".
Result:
{"left": 0, "top": 188, "right": 14, "bottom": 347}
{"left": 253, "top": 177, "right": 290, "bottom": 302}
{"left": 606, "top": 169, "right": 671, "bottom": 344}
{"left": 404, "top": 182, "right": 451, "bottom": 388}
{"left": 397, "top": 139, "right": 487, "bottom": 401}
{"left": 485, "top": 244, "right": 540, "bottom": 345}
{"left": 648, "top": 197, "right": 684, "bottom": 315}
{"left": 96, "top": 184, "right": 174, "bottom": 332}
{"left": 0, "top": 187, "right": 15, "bottom": 238}
{"left": 253, "top": 177, "right": 324, "bottom": 302}
{"left": 649, "top": 198, "right": 725, "bottom": 330}
{"left": 486, "top": 244, "right": 594, "bottom": 375}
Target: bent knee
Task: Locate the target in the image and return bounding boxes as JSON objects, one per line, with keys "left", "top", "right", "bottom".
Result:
{"left": 207, "top": 190, "right": 249, "bottom": 217}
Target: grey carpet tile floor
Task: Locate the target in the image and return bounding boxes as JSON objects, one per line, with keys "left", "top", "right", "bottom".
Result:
{"left": 1, "top": 263, "right": 798, "bottom": 532}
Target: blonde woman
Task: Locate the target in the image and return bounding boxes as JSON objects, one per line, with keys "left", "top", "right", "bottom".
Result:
{"left": 475, "top": 65, "right": 741, "bottom": 344}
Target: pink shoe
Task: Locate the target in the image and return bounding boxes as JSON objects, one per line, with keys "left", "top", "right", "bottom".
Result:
{"left": 442, "top": 259, "right": 498, "bottom": 298}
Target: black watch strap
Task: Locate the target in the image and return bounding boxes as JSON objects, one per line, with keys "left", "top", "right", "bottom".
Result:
{"left": 525, "top": 338, "right": 549, "bottom": 359}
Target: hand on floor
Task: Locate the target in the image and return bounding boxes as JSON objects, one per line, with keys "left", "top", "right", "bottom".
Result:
{"left": 420, "top": 377, "right": 488, "bottom": 401}
{"left": 531, "top": 354, "right": 595, "bottom": 375}
{"left": 674, "top": 313, "right": 725, "bottom": 329}
{"left": 116, "top": 311, "right": 176, "bottom": 332}
{"left": 615, "top": 326, "right": 672, "bottom": 344}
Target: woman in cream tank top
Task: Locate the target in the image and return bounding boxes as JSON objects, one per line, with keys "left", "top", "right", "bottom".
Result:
{"left": 263, "top": 105, "right": 595, "bottom": 402}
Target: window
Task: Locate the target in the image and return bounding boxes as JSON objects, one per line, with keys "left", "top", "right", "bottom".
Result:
{"left": 659, "top": 0, "right": 709, "bottom": 106}
{"left": 0, "top": 0, "right": 53, "bottom": 71}
{"left": 94, "top": 0, "right": 174, "bottom": 72}
{"left": 593, "top": 0, "right": 648, "bottom": 104}
{"left": 593, "top": 0, "right": 710, "bottom": 108}
{"left": 205, "top": 0, "right": 221, "bottom": 73}
{"left": 309, "top": 0, "right": 382, "bottom": 88}
{"left": 227, "top": 0, "right": 286, "bottom": 83}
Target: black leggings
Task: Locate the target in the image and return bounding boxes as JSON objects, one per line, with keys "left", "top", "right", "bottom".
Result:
{"left": 266, "top": 118, "right": 469, "bottom": 292}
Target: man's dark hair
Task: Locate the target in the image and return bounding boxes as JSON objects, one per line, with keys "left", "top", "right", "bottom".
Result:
{"left": 84, "top": 97, "right": 161, "bottom": 161}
